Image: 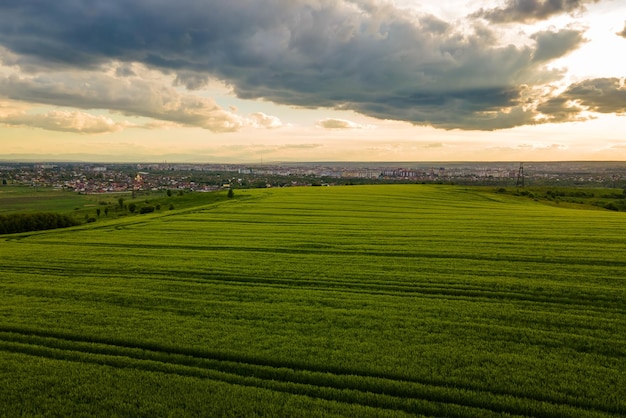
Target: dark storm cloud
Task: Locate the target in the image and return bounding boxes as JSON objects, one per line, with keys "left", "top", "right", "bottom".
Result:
{"left": 115, "top": 64, "right": 136, "bottom": 77}
{"left": 0, "top": 0, "right": 592, "bottom": 130}
{"left": 538, "top": 78, "right": 626, "bottom": 122}
{"left": 531, "top": 29, "right": 586, "bottom": 62}
{"left": 562, "top": 78, "right": 626, "bottom": 113}
{"left": 173, "top": 71, "right": 211, "bottom": 90}
{"left": 473, "top": 0, "right": 599, "bottom": 24}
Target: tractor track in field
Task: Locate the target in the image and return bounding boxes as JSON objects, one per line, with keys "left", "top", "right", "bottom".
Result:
{"left": 14, "top": 239, "right": 626, "bottom": 268}
{"left": 0, "top": 326, "right": 621, "bottom": 418}
{"left": 2, "top": 263, "right": 625, "bottom": 314}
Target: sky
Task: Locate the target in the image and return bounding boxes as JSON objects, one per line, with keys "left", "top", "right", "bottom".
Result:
{"left": 0, "top": 0, "right": 625, "bottom": 163}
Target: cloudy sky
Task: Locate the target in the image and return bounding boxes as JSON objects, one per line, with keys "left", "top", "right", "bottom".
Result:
{"left": 1, "top": 0, "right": 625, "bottom": 162}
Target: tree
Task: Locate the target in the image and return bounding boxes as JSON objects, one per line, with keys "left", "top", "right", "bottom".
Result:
{"left": 118, "top": 197, "right": 124, "bottom": 208}
{"left": 128, "top": 203, "right": 136, "bottom": 213}
{"left": 227, "top": 189, "right": 234, "bottom": 198}
{"left": 104, "top": 207, "right": 109, "bottom": 216}
{"left": 167, "top": 189, "right": 172, "bottom": 197}
{"left": 0, "top": 213, "right": 79, "bottom": 234}
{"left": 96, "top": 208, "right": 101, "bottom": 217}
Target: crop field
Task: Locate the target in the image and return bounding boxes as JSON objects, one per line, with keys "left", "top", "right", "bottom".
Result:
{"left": 0, "top": 185, "right": 624, "bottom": 417}
{"left": 0, "top": 187, "right": 100, "bottom": 214}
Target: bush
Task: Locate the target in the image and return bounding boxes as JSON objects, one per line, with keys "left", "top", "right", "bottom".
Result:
{"left": 140, "top": 206, "right": 155, "bottom": 214}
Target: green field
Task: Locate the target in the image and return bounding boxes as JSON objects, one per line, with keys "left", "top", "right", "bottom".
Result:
{"left": 0, "top": 186, "right": 230, "bottom": 226}
{"left": 1, "top": 185, "right": 624, "bottom": 417}
{"left": 0, "top": 187, "right": 100, "bottom": 214}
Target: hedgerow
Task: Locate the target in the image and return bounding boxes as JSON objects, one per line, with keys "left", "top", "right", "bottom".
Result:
{"left": 0, "top": 212, "right": 79, "bottom": 234}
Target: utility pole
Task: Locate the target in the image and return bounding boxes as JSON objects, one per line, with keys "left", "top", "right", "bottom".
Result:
{"left": 516, "top": 163, "right": 524, "bottom": 188}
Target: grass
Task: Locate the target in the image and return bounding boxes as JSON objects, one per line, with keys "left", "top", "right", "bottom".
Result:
{"left": 0, "top": 184, "right": 624, "bottom": 416}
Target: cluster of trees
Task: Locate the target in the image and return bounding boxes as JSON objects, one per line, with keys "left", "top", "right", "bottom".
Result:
{"left": 116, "top": 197, "right": 166, "bottom": 215}
{"left": 0, "top": 213, "right": 79, "bottom": 234}
{"left": 497, "top": 186, "right": 626, "bottom": 212}
{"left": 1, "top": 188, "right": 232, "bottom": 234}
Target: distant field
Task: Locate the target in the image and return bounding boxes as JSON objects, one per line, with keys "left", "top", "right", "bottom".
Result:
{"left": 0, "top": 187, "right": 101, "bottom": 214}
{"left": 0, "top": 186, "right": 229, "bottom": 224}
{"left": 0, "top": 185, "right": 624, "bottom": 417}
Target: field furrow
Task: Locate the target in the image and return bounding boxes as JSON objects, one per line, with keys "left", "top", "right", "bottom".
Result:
{"left": 1, "top": 185, "right": 624, "bottom": 416}
{"left": 0, "top": 327, "right": 619, "bottom": 418}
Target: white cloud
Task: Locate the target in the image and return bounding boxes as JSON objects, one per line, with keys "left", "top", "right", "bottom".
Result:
{"left": 0, "top": 110, "right": 130, "bottom": 134}
{"left": 248, "top": 112, "right": 284, "bottom": 129}
{"left": 317, "top": 118, "right": 367, "bottom": 129}
{"left": 0, "top": 71, "right": 246, "bottom": 132}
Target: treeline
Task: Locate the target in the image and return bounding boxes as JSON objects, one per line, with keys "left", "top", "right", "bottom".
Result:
{"left": 0, "top": 213, "right": 79, "bottom": 234}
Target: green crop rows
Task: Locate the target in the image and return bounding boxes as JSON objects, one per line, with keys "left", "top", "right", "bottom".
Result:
{"left": 1, "top": 185, "right": 624, "bottom": 417}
